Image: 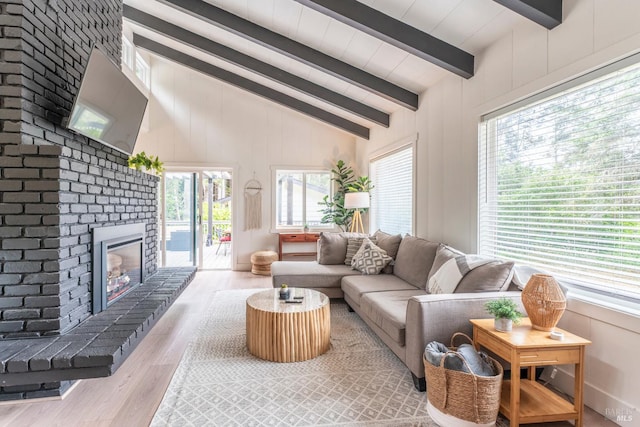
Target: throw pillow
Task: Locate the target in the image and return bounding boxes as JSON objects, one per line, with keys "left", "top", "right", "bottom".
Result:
{"left": 393, "top": 235, "right": 439, "bottom": 288}
{"left": 317, "top": 232, "right": 348, "bottom": 265}
{"left": 427, "top": 257, "right": 464, "bottom": 294}
{"left": 427, "top": 244, "right": 464, "bottom": 283}
{"left": 373, "top": 230, "right": 402, "bottom": 274}
{"left": 373, "top": 230, "right": 402, "bottom": 259}
{"left": 454, "top": 260, "right": 515, "bottom": 293}
{"left": 344, "top": 234, "right": 376, "bottom": 265}
{"left": 350, "top": 238, "right": 392, "bottom": 275}
{"left": 511, "top": 265, "right": 546, "bottom": 290}
{"left": 427, "top": 254, "right": 497, "bottom": 294}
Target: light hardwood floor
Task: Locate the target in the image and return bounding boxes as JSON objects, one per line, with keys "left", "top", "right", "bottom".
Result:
{"left": 0, "top": 271, "right": 269, "bottom": 427}
{"left": 0, "top": 271, "right": 616, "bottom": 427}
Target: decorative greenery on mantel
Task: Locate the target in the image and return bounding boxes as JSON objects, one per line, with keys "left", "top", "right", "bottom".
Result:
{"left": 128, "top": 151, "right": 164, "bottom": 175}
{"left": 319, "top": 160, "right": 373, "bottom": 231}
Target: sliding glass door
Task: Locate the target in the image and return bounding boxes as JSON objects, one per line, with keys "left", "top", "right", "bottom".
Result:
{"left": 163, "top": 172, "right": 198, "bottom": 267}
{"left": 161, "top": 169, "right": 232, "bottom": 269}
{"left": 201, "top": 170, "right": 232, "bottom": 269}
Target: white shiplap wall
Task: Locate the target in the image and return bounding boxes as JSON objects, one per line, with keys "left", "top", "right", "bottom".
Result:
{"left": 134, "top": 55, "right": 357, "bottom": 269}
{"left": 356, "top": 0, "right": 640, "bottom": 423}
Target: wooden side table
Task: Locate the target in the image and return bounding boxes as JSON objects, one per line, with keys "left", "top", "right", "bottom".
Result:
{"left": 470, "top": 318, "right": 590, "bottom": 427}
{"left": 278, "top": 233, "right": 320, "bottom": 260}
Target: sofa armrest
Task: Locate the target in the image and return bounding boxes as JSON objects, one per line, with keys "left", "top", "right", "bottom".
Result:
{"left": 404, "top": 291, "right": 524, "bottom": 378}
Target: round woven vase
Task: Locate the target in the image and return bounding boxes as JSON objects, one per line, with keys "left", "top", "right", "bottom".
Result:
{"left": 521, "top": 274, "right": 566, "bottom": 331}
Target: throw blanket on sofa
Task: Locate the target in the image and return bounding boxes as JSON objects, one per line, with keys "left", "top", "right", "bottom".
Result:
{"left": 428, "top": 255, "right": 494, "bottom": 294}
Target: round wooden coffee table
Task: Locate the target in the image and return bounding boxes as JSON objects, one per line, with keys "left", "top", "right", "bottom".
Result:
{"left": 246, "top": 288, "right": 330, "bottom": 362}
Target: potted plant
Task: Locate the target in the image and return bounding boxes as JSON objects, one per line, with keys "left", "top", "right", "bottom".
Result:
{"left": 279, "top": 284, "right": 290, "bottom": 300}
{"left": 128, "top": 151, "right": 164, "bottom": 175}
{"left": 485, "top": 298, "right": 522, "bottom": 332}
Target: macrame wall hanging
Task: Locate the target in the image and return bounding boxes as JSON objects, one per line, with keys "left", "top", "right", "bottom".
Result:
{"left": 244, "top": 177, "right": 262, "bottom": 231}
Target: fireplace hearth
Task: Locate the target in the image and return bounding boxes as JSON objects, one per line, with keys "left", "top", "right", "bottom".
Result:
{"left": 93, "top": 223, "right": 146, "bottom": 314}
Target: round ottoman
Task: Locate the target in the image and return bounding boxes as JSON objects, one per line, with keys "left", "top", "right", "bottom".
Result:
{"left": 251, "top": 250, "right": 278, "bottom": 276}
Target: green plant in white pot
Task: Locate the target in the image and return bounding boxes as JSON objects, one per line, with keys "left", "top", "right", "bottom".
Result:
{"left": 128, "top": 151, "right": 164, "bottom": 175}
{"left": 485, "top": 298, "right": 522, "bottom": 332}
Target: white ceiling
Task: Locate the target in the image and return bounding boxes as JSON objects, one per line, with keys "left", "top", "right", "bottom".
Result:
{"left": 123, "top": 0, "right": 530, "bottom": 134}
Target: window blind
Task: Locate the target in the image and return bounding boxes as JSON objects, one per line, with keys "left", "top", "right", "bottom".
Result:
{"left": 479, "top": 59, "right": 640, "bottom": 296}
{"left": 370, "top": 146, "right": 413, "bottom": 235}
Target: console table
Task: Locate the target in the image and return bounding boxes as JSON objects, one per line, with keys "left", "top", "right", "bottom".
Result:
{"left": 278, "top": 232, "right": 320, "bottom": 260}
{"left": 471, "top": 318, "right": 591, "bottom": 427}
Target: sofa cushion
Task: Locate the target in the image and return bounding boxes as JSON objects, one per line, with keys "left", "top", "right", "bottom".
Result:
{"left": 342, "top": 274, "right": 417, "bottom": 306}
{"left": 454, "top": 260, "right": 515, "bottom": 293}
{"left": 373, "top": 230, "right": 402, "bottom": 259}
{"left": 392, "top": 235, "right": 439, "bottom": 289}
{"left": 351, "top": 239, "right": 392, "bottom": 275}
{"left": 317, "top": 232, "right": 348, "bottom": 265}
{"left": 271, "top": 261, "right": 361, "bottom": 289}
{"left": 360, "top": 289, "right": 426, "bottom": 346}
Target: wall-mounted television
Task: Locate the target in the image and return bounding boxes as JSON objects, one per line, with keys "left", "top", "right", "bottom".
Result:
{"left": 64, "top": 45, "right": 148, "bottom": 155}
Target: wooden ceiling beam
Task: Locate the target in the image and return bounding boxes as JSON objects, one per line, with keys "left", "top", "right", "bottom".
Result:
{"left": 156, "top": 0, "right": 418, "bottom": 110}
{"left": 124, "top": 6, "right": 389, "bottom": 127}
{"left": 493, "top": 0, "right": 562, "bottom": 29}
{"left": 294, "top": 0, "right": 474, "bottom": 79}
{"left": 132, "top": 35, "right": 370, "bottom": 140}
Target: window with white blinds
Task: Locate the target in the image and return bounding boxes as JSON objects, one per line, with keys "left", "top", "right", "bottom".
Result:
{"left": 479, "top": 57, "right": 640, "bottom": 297}
{"left": 370, "top": 145, "right": 413, "bottom": 235}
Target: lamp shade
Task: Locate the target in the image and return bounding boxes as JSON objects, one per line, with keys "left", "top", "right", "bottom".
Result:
{"left": 521, "top": 274, "right": 566, "bottom": 331}
{"left": 344, "top": 192, "right": 369, "bottom": 209}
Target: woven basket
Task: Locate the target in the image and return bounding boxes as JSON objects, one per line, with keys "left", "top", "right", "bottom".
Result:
{"left": 424, "top": 333, "right": 503, "bottom": 425}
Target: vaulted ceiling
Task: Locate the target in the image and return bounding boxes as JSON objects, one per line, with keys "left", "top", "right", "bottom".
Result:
{"left": 122, "top": 0, "right": 562, "bottom": 139}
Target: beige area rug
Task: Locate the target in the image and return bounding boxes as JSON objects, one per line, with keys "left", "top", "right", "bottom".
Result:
{"left": 151, "top": 289, "right": 435, "bottom": 426}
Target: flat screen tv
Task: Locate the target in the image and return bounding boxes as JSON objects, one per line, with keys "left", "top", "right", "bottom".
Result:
{"left": 64, "top": 46, "right": 148, "bottom": 155}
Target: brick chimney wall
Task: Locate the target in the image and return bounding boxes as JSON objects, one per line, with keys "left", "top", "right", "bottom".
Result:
{"left": 0, "top": 0, "right": 158, "bottom": 338}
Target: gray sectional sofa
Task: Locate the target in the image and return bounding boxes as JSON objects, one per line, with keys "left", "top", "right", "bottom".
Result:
{"left": 271, "top": 230, "right": 524, "bottom": 390}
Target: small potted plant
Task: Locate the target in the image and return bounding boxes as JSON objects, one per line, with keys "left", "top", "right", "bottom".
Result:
{"left": 303, "top": 224, "right": 309, "bottom": 233}
{"left": 485, "top": 298, "right": 522, "bottom": 332}
{"left": 279, "top": 284, "right": 290, "bottom": 300}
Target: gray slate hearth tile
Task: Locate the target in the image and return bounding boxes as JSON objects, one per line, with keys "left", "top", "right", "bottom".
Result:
{"left": 73, "top": 345, "right": 123, "bottom": 368}
{"left": 52, "top": 341, "right": 93, "bottom": 369}
{"left": 5, "top": 340, "right": 57, "bottom": 372}
{"left": 0, "top": 342, "right": 29, "bottom": 373}
{"left": 30, "top": 341, "right": 73, "bottom": 371}
{"left": 98, "top": 330, "right": 136, "bottom": 339}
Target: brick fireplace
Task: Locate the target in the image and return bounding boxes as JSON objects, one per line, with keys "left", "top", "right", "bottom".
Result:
{"left": 0, "top": 0, "right": 181, "bottom": 399}
{"left": 0, "top": 145, "right": 159, "bottom": 339}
